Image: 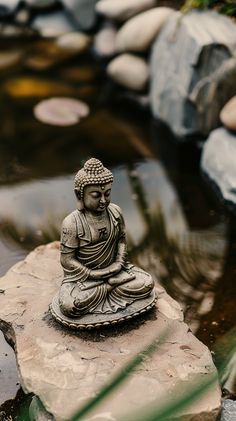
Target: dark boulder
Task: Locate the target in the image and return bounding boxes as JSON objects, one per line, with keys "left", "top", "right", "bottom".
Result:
{"left": 150, "top": 11, "right": 236, "bottom": 138}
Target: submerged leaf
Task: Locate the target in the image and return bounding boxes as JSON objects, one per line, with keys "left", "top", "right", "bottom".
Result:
{"left": 59, "top": 65, "right": 99, "bottom": 83}
{"left": 0, "top": 50, "right": 23, "bottom": 71}
{"left": 4, "top": 77, "right": 75, "bottom": 97}
{"left": 33, "top": 97, "right": 90, "bottom": 126}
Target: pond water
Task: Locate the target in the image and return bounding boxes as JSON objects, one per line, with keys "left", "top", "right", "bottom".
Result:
{"left": 0, "top": 45, "right": 235, "bottom": 416}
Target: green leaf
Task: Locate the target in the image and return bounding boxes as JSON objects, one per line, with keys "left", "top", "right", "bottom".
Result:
{"left": 69, "top": 329, "right": 170, "bottom": 421}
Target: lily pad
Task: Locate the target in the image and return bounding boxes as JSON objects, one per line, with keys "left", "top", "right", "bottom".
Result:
{"left": 33, "top": 97, "right": 90, "bottom": 126}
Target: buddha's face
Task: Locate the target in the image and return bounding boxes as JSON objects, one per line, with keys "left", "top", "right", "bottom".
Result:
{"left": 83, "top": 183, "right": 112, "bottom": 214}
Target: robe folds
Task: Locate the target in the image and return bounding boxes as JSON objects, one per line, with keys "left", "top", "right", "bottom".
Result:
{"left": 59, "top": 203, "right": 154, "bottom": 316}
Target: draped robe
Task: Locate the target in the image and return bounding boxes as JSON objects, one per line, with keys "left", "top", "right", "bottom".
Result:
{"left": 59, "top": 203, "right": 154, "bottom": 316}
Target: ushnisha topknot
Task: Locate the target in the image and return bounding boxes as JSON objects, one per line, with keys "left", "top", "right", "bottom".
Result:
{"left": 74, "top": 158, "right": 113, "bottom": 198}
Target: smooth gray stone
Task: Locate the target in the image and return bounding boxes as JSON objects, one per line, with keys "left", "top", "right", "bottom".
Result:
{"left": 221, "top": 400, "right": 236, "bottom": 421}
{"left": 62, "top": 0, "right": 98, "bottom": 31}
{"left": 150, "top": 11, "right": 236, "bottom": 138}
{"left": 201, "top": 127, "right": 236, "bottom": 211}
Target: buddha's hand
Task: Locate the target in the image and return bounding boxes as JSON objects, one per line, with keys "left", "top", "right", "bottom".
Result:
{"left": 107, "top": 262, "right": 122, "bottom": 275}
{"left": 89, "top": 263, "right": 122, "bottom": 280}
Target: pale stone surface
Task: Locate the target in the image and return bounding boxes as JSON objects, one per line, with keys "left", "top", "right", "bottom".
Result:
{"left": 0, "top": 243, "right": 221, "bottom": 421}
{"left": 94, "top": 21, "right": 117, "bottom": 57}
{"left": 56, "top": 32, "right": 91, "bottom": 53}
{"left": 201, "top": 128, "right": 236, "bottom": 211}
{"left": 107, "top": 53, "right": 149, "bottom": 90}
{"left": 96, "top": 0, "right": 157, "bottom": 22}
{"left": 220, "top": 96, "right": 236, "bottom": 131}
{"left": 116, "top": 7, "right": 175, "bottom": 52}
{"left": 150, "top": 11, "right": 236, "bottom": 138}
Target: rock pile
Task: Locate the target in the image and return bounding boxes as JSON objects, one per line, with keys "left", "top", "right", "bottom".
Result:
{"left": 96, "top": 2, "right": 175, "bottom": 91}
{"left": 94, "top": 1, "right": 236, "bottom": 215}
{"left": 95, "top": 2, "right": 236, "bottom": 140}
{"left": 1, "top": 0, "right": 236, "bottom": 143}
{"left": 150, "top": 11, "right": 236, "bottom": 138}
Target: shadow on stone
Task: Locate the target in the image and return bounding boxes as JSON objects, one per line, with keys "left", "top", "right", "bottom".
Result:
{"left": 43, "top": 305, "right": 158, "bottom": 342}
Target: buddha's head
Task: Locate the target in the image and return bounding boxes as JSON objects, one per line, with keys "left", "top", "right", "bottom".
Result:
{"left": 74, "top": 158, "right": 113, "bottom": 213}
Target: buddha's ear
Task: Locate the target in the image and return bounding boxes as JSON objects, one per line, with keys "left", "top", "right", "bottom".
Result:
{"left": 74, "top": 189, "right": 80, "bottom": 200}
{"left": 74, "top": 189, "right": 84, "bottom": 210}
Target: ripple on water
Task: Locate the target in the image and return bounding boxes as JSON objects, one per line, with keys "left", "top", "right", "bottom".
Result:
{"left": 0, "top": 239, "right": 27, "bottom": 277}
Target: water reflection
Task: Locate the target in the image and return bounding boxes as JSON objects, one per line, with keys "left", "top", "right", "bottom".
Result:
{"left": 125, "top": 162, "right": 228, "bottom": 333}
{"left": 0, "top": 331, "right": 20, "bottom": 405}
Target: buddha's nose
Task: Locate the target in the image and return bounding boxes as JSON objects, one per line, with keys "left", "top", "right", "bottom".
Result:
{"left": 100, "top": 196, "right": 106, "bottom": 204}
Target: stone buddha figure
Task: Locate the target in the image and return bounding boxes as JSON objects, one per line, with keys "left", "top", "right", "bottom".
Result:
{"left": 51, "top": 158, "right": 156, "bottom": 328}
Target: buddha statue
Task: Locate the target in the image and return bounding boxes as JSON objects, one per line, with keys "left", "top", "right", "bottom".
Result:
{"left": 51, "top": 158, "right": 156, "bottom": 328}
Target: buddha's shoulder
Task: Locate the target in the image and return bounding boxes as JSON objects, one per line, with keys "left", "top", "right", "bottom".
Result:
{"left": 62, "top": 210, "right": 81, "bottom": 229}
{"left": 108, "top": 203, "right": 123, "bottom": 219}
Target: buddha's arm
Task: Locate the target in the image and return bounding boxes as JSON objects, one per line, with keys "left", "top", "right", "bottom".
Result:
{"left": 115, "top": 209, "right": 127, "bottom": 266}
{"left": 60, "top": 210, "right": 123, "bottom": 281}
{"left": 60, "top": 214, "right": 92, "bottom": 279}
{"left": 61, "top": 250, "right": 89, "bottom": 272}
{"left": 116, "top": 236, "right": 126, "bottom": 266}
{"left": 61, "top": 249, "right": 120, "bottom": 280}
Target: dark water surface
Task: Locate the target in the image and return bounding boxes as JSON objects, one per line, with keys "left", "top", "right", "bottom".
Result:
{"left": 0, "top": 48, "right": 235, "bottom": 414}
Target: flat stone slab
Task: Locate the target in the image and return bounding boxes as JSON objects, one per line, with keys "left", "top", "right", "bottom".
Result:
{"left": 0, "top": 242, "right": 221, "bottom": 420}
